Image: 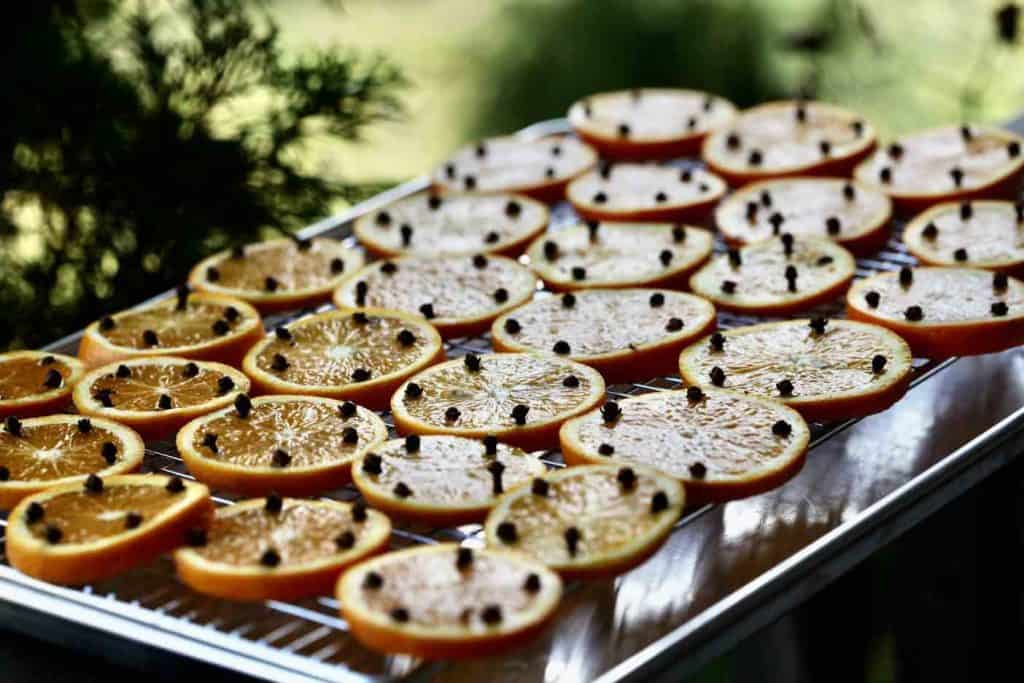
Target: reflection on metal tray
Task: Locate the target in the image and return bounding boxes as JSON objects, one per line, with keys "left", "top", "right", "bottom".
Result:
{"left": 2, "top": 118, "right": 1024, "bottom": 683}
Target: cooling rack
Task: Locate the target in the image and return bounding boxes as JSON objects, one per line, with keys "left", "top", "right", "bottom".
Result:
{"left": 3, "top": 118, "right": 1024, "bottom": 683}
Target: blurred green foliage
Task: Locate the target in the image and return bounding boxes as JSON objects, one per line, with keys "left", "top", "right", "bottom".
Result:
{"left": 466, "top": 0, "right": 788, "bottom": 140}
{"left": 0, "top": 0, "right": 402, "bottom": 349}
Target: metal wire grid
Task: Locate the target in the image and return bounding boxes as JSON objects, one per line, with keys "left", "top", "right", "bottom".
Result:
{"left": 0, "top": 192, "right": 938, "bottom": 682}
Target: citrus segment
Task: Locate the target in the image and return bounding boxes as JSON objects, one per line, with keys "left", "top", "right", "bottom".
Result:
{"left": 491, "top": 289, "right": 716, "bottom": 383}
{"left": 714, "top": 178, "right": 892, "bottom": 255}
{"left": 567, "top": 88, "right": 737, "bottom": 160}
{"left": 903, "top": 200, "right": 1024, "bottom": 276}
{"left": 525, "top": 221, "right": 713, "bottom": 292}
{"left": 483, "top": 464, "right": 683, "bottom": 578}
{"left": 174, "top": 497, "right": 390, "bottom": 601}
{"left": 689, "top": 235, "right": 856, "bottom": 315}
{"left": 188, "top": 238, "right": 365, "bottom": 313}
{"left": 559, "top": 387, "right": 810, "bottom": 505}
{"left": 391, "top": 353, "right": 605, "bottom": 451}
{"left": 72, "top": 357, "right": 251, "bottom": 440}
{"left": 78, "top": 290, "right": 263, "bottom": 368}
{"left": 1, "top": 415, "right": 144, "bottom": 510}
{"left": 353, "top": 192, "right": 548, "bottom": 259}
{"left": 5, "top": 474, "right": 213, "bottom": 585}
{"left": 0, "top": 351, "right": 84, "bottom": 419}
{"left": 178, "top": 395, "right": 387, "bottom": 496}
{"left": 678, "top": 319, "right": 913, "bottom": 421}
{"left": 431, "top": 136, "right": 597, "bottom": 204}
{"left": 566, "top": 163, "right": 726, "bottom": 224}
{"left": 337, "top": 544, "right": 562, "bottom": 659}
{"left": 242, "top": 309, "right": 443, "bottom": 410}
{"left": 846, "top": 267, "right": 1024, "bottom": 358}
{"left": 351, "top": 435, "right": 547, "bottom": 525}
{"left": 702, "top": 101, "right": 877, "bottom": 185}
{"left": 853, "top": 125, "right": 1024, "bottom": 213}
{"left": 333, "top": 255, "right": 537, "bottom": 338}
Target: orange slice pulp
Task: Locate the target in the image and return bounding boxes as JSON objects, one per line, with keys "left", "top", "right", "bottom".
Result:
{"left": 0, "top": 351, "right": 85, "bottom": 419}
{"left": 174, "top": 497, "right": 391, "bottom": 601}
{"left": 241, "top": 308, "right": 444, "bottom": 411}
{"left": 337, "top": 544, "right": 562, "bottom": 659}
{"left": 483, "top": 464, "right": 683, "bottom": 578}
{"left": 491, "top": 288, "right": 716, "bottom": 384}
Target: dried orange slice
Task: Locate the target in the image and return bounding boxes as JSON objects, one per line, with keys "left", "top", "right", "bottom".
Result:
{"left": 559, "top": 387, "right": 810, "bottom": 505}
{"left": 483, "top": 464, "right": 682, "bottom": 578}
{"left": 702, "top": 100, "right": 877, "bottom": 186}
{"left": 568, "top": 88, "right": 737, "bottom": 160}
{"left": 333, "top": 255, "right": 537, "bottom": 339}
{"left": 242, "top": 309, "right": 443, "bottom": 411}
{"left": 391, "top": 353, "right": 605, "bottom": 451}
{"left": 72, "top": 357, "right": 251, "bottom": 440}
{"left": 0, "top": 415, "right": 144, "bottom": 510}
{"left": 846, "top": 266, "right": 1024, "bottom": 358}
{"left": 715, "top": 178, "right": 893, "bottom": 255}
{"left": 525, "top": 221, "right": 713, "bottom": 292}
{"left": 678, "top": 319, "right": 912, "bottom": 422}
{"left": 5, "top": 474, "right": 212, "bottom": 585}
{"left": 690, "top": 235, "right": 856, "bottom": 315}
{"left": 78, "top": 289, "right": 263, "bottom": 368}
{"left": 491, "top": 289, "right": 716, "bottom": 383}
{"left": 177, "top": 395, "right": 387, "bottom": 497}
{"left": 351, "top": 435, "right": 547, "bottom": 526}
{"left": 0, "top": 351, "right": 84, "bottom": 419}
{"left": 431, "top": 136, "right": 597, "bottom": 204}
{"left": 188, "top": 238, "right": 364, "bottom": 313}
{"left": 903, "top": 200, "right": 1024, "bottom": 277}
{"left": 337, "top": 543, "right": 562, "bottom": 659}
{"left": 566, "top": 163, "right": 726, "bottom": 224}
{"left": 174, "top": 496, "right": 390, "bottom": 602}
{"left": 353, "top": 192, "right": 548, "bottom": 259}
{"left": 853, "top": 125, "right": 1024, "bottom": 214}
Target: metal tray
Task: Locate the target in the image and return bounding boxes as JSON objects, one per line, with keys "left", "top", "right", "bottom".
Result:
{"left": 3, "top": 118, "right": 1024, "bottom": 683}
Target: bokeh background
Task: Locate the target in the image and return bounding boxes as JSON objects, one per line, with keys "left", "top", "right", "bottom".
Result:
{"left": 2, "top": 0, "right": 1022, "bottom": 350}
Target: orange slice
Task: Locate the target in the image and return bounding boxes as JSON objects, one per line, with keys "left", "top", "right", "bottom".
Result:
{"left": 702, "top": 100, "right": 877, "bottom": 186}
{"left": 78, "top": 289, "right": 263, "bottom": 368}
{"left": 689, "top": 235, "right": 856, "bottom": 315}
{"left": 483, "top": 464, "right": 683, "bottom": 578}
{"left": 846, "top": 266, "right": 1024, "bottom": 358}
{"left": 903, "top": 200, "right": 1024, "bottom": 277}
{"left": 0, "top": 415, "right": 144, "bottom": 510}
{"left": 352, "top": 192, "right": 549, "bottom": 259}
{"left": 678, "top": 319, "right": 912, "bottom": 421}
{"left": 391, "top": 353, "right": 605, "bottom": 451}
{"left": 177, "top": 395, "right": 387, "bottom": 497}
{"left": 241, "top": 309, "right": 444, "bottom": 411}
{"left": 714, "top": 178, "right": 893, "bottom": 255}
{"left": 0, "top": 351, "right": 85, "bottom": 419}
{"left": 566, "top": 163, "right": 727, "bottom": 224}
{"left": 174, "top": 496, "right": 390, "bottom": 601}
{"left": 431, "top": 136, "right": 598, "bottom": 204}
{"left": 559, "top": 386, "right": 810, "bottom": 505}
{"left": 72, "top": 357, "right": 251, "bottom": 440}
{"left": 524, "top": 221, "right": 713, "bottom": 292}
{"left": 333, "top": 254, "right": 537, "bottom": 339}
{"left": 567, "top": 88, "right": 737, "bottom": 160}
{"left": 5, "top": 474, "right": 212, "bottom": 585}
{"left": 853, "top": 125, "right": 1024, "bottom": 214}
{"left": 188, "top": 238, "right": 365, "bottom": 313}
{"left": 351, "top": 435, "right": 547, "bottom": 525}
{"left": 491, "top": 289, "right": 716, "bottom": 384}
{"left": 337, "top": 544, "right": 562, "bottom": 659}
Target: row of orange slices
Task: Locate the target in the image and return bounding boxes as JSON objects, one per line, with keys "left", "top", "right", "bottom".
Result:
{"left": 3, "top": 89, "right": 1024, "bottom": 661}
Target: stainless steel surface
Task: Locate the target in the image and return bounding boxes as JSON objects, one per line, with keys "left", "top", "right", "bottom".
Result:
{"left": 2, "top": 117, "right": 1024, "bottom": 683}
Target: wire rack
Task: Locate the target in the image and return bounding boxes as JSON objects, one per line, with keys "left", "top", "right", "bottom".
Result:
{"left": 0, "top": 121, "right": 944, "bottom": 683}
